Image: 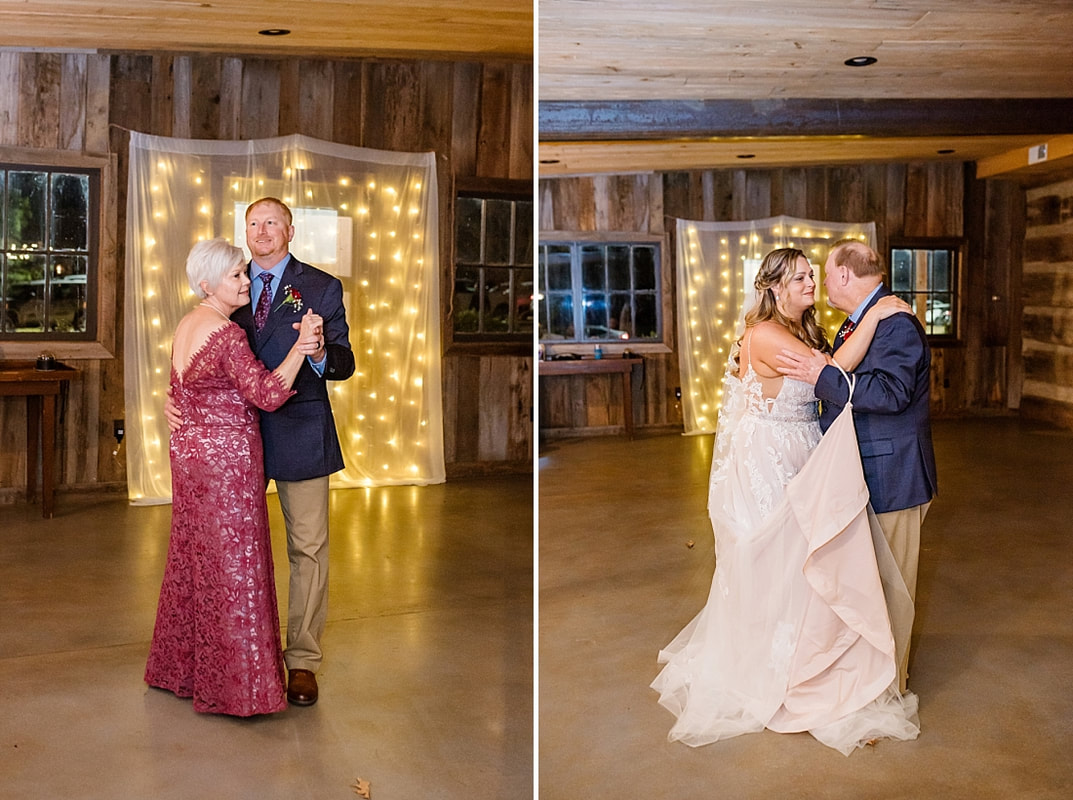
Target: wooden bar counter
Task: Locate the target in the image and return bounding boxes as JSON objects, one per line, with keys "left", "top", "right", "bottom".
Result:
{"left": 0, "top": 360, "right": 78, "bottom": 518}
{"left": 538, "top": 356, "right": 643, "bottom": 438}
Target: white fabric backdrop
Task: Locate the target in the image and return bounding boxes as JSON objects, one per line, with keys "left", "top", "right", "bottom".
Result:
{"left": 124, "top": 132, "right": 444, "bottom": 504}
{"left": 675, "top": 215, "right": 876, "bottom": 435}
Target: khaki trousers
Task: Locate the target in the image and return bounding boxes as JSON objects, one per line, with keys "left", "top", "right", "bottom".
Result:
{"left": 276, "top": 476, "right": 330, "bottom": 673}
{"left": 874, "top": 501, "right": 930, "bottom": 693}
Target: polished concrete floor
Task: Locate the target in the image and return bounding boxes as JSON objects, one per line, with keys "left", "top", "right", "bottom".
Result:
{"left": 0, "top": 477, "right": 532, "bottom": 799}
{"left": 539, "top": 417, "right": 1073, "bottom": 799}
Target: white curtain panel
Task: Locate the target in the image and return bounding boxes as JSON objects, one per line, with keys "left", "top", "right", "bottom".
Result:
{"left": 124, "top": 132, "right": 444, "bottom": 504}
{"left": 675, "top": 215, "right": 876, "bottom": 435}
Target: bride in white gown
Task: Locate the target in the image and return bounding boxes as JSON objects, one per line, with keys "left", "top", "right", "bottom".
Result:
{"left": 651, "top": 247, "right": 921, "bottom": 755}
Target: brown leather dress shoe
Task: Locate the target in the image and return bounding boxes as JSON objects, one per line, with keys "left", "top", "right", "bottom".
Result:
{"left": 287, "top": 669, "right": 319, "bottom": 706}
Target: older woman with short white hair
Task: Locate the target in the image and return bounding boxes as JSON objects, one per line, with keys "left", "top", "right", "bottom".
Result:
{"left": 145, "top": 236, "right": 322, "bottom": 716}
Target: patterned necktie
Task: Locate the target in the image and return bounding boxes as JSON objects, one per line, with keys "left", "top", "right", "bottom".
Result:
{"left": 839, "top": 319, "right": 856, "bottom": 341}
{"left": 254, "top": 272, "right": 273, "bottom": 331}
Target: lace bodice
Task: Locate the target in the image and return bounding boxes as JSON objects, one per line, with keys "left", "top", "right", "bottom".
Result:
{"left": 739, "top": 366, "right": 820, "bottom": 424}
{"left": 709, "top": 365, "right": 822, "bottom": 522}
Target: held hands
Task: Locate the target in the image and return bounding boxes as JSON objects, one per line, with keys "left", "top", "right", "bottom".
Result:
{"left": 294, "top": 308, "right": 325, "bottom": 361}
{"left": 775, "top": 348, "right": 830, "bottom": 385}
{"left": 163, "top": 385, "right": 181, "bottom": 432}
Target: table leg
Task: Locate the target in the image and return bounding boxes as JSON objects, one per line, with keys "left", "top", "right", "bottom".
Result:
{"left": 42, "top": 393, "right": 56, "bottom": 519}
{"left": 26, "top": 395, "right": 41, "bottom": 505}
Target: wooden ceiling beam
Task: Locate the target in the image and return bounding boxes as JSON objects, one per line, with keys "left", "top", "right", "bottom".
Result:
{"left": 976, "top": 135, "right": 1073, "bottom": 179}
{"left": 539, "top": 99, "right": 1073, "bottom": 142}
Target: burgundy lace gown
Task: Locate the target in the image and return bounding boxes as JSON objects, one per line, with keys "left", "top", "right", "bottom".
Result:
{"left": 145, "top": 323, "right": 294, "bottom": 716}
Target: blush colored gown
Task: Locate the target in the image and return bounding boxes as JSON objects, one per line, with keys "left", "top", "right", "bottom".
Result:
{"left": 651, "top": 354, "right": 920, "bottom": 755}
{"left": 145, "top": 323, "right": 294, "bottom": 716}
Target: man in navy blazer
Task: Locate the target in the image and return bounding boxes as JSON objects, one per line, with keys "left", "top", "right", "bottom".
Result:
{"left": 778, "top": 239, "right": 937, "bottom": 693}
{"left": 235, "top": 197, "right": 354, "bottom": 706}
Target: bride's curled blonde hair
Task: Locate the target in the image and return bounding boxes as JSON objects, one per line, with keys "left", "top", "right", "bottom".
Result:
{"left": 740, "top": 247, "right": 829, "bottom": 353}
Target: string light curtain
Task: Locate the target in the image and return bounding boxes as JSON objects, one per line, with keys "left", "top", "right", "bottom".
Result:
{"left": 676, "top": 215, "right": 876, "bottom": 435}
{"left": 124, "top": 132, "right": 444, "bottom": 504}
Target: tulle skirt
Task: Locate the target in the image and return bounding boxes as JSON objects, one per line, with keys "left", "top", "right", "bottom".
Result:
{"left": 652, "top": 403, "right": 920, "bottom": 755}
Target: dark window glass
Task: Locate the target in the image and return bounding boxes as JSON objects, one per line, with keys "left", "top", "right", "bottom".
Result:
{"left": 453, "top": 193, "right": 531, "bottom": 340}
{"left": 890, "top": 244, "right": 958, "bottom": 337}
{"left": 538, "top": 240, "right": 662, "bottom": 343}
{"left": 1, "top": 165, "right": 97, "bottom": 340}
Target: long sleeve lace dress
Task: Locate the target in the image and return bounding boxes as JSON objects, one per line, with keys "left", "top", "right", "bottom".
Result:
{"left": 145, "top": 323, "right": 295, "bottom": 716}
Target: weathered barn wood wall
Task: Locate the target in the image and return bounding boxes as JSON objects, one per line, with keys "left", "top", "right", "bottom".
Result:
{"left": 538, "top": 163, "right": 1025, "bottom": 435}
{"left": 0, "top": 51, "right": 532, "bottom": 501}
{"left": 1021, "top": 177, "right": 1073, "bottom": 428}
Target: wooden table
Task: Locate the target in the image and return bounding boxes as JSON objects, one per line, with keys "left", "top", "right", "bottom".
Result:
{"left": 538, "top": 356, "right": 643, "bottom": 438}
{"left": 0, "top": 360, "right": 78, "bottom": 518}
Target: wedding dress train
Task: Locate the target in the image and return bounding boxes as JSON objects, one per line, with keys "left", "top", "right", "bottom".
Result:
{"left": 651, "top": 365, "right": 919, "bottom": 755}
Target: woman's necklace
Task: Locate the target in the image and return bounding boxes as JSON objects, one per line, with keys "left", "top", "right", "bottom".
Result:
{"left": 199, "top": 301, "right": 230, "bottom": 321}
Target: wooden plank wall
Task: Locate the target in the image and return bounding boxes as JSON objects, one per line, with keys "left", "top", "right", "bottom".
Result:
{"left": 538, "top": 163, "right": 1025, "bottom": 435}
{"left": 1021, "top": 177, "right": 1073, "bottom": 428}
{"left": 0, "top": 51, "right": 533, "bottom": 500}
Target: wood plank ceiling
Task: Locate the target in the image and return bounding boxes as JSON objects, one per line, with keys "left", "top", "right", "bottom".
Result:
{"left": 538, "top": 0, "right": 1073, "bottom": 178}
{"left": 0, "top": 0, "right": 532, "bottom": 60}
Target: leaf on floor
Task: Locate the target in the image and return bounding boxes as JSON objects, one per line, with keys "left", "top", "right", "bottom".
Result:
{"left": 352, "top": 777, "right": 371, "bottom": 798}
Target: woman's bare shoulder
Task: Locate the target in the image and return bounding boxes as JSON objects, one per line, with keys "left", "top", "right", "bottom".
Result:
{"left": 749, "top": 320, "right": 811, "bottom": 357}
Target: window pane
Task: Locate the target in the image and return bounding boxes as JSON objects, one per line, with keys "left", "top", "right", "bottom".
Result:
{"left": 890, "top": 245, "right": 957, "bottom": 338}
{"left": 607, "top": 245, "right": 630, "bottom": 290}
{"left": 539, "top": 236, "right": 662, "bottom": 343}
{"left": 926, "top": 293, "right": 952, "bottom": 335}
{"left": 51, "top": 256, "right": 88, "bottom": 332}
{"left": 1, "top": 254, "right": 10, "bottom": 333}
{"left": 484, "top": 199, "right": 512, "bottom": 265}
{"left": 542, "top": 244, "right": 572, "bottom": 291}
{"left": 515, "top": 201, "right": 533, "bottom": 266}
{"left": 515, "top": 268, "right": 534, "bottom": 334}
{"left": 545, "top": 293, "right": 573, "bottom": 338}
{"left": 635, "top": 294, "right": 658, "bottom": 339}
{"left": 454, "top": 265, "right": 480, "bottom": 332}
{"left": 634, "top": 246, "right": 656, "bottom": 290}
{"left": 890, "top": 249, "right": 913, "bottom": 291}
{"left": 583, "top": 291, "right": 608, "bottom": 337}
{"left": 7, "top": 171, "right": 47, "bottom": 249}
{"left": 455, "top": 197, "right": 482, "bottom": 264}
{"left": 609, "top": 292, "right": 632, "bottom": 337}
{"left": 929, "top": 251, "right": 951, "bottom": 291}
{"left": 51, "top": 173, "right": 90, "bottom": 251}
{"left": 581, "top": 245, "right": 605, "bottom": 290}
{"left": 7, "top": 254, "right": 47, "bottom": 330}
{"left": 485, "top": 267, "right": 511, "bottom": 332}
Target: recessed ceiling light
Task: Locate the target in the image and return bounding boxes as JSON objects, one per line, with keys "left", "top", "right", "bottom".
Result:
{"left": 844, "top": 56, "right": 877, "bottom": 67}
{"left": 259, "top": 29, "right": 291, "bottom": 36}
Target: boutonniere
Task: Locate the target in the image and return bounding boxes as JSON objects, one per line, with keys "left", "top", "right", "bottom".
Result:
{"left": 274, "top": 285, "right": 303, "bottom": 313}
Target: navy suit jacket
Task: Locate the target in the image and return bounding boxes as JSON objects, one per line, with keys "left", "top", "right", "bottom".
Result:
{"left": 232, "top": 255, "right": 354, "bottom": 482}
{"left": 816, "top": 285, "right": 938, "bottom": 513}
